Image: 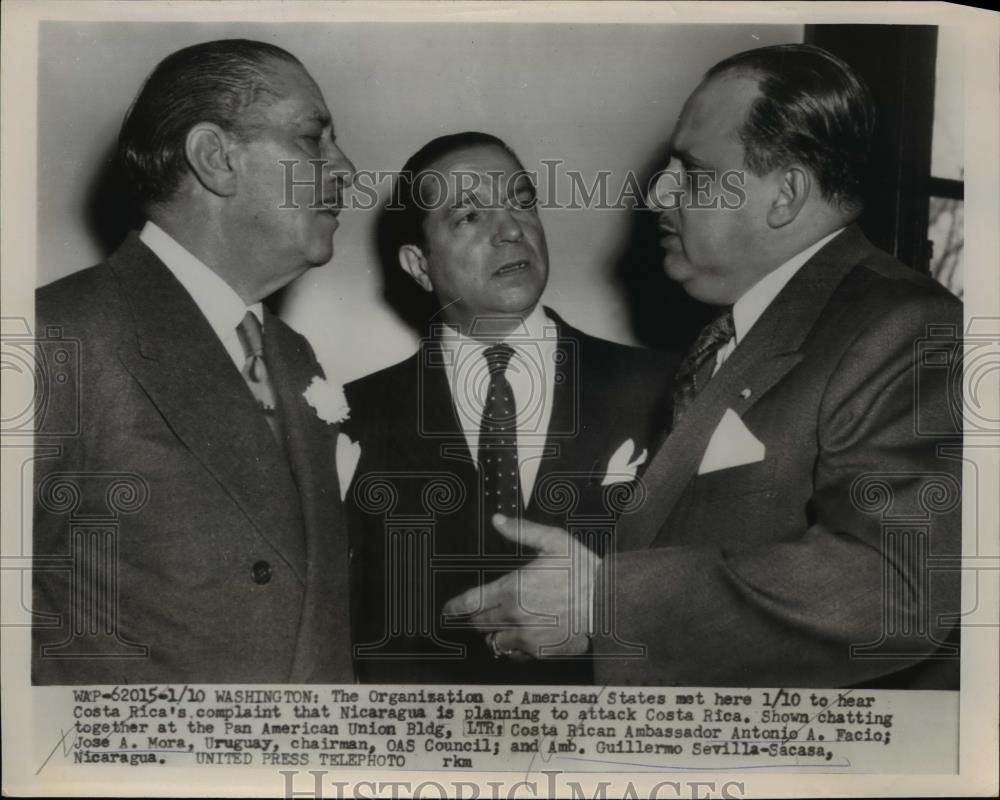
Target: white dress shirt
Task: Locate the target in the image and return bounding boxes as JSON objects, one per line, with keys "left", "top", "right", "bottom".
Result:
{"left": 714, "top": 227, "right": 846, "bottom": 372}
{"left": 140, "top": 221, "right": 263, "bottom": 372}
{"left": 439, "top": 305, "right": 559, "bottom": 505}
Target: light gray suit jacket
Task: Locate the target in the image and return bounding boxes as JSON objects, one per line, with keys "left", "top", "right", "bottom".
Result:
{"left": 592, "top": 226, "right": 962, "bottom": 689}
{"left": 33, "top": 234, "right": 353, "bottom": 683}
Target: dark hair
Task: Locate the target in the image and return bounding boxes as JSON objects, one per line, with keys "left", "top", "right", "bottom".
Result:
{"left": 117, "top": 39, "right": 302, "bottom": 206}
{"left": 705, "top": 43, "right": 874, "bottom": 211}
{"left": 391, "top": 131, "right": 524, "bottom": 251}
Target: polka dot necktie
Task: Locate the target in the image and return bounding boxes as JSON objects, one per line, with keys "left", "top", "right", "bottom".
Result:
{"left": 672, "top": 308, "right": 735, "bottom": 426}
{"left": 479, "top": 344, "right": 523, "bottom": 551}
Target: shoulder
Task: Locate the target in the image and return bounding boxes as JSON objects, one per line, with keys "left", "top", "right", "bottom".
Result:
{"left": 806, "top": 242, "right": 962, "bottom": 417}
{"left": 549, "top": 309, "right": 677, "bottom": 390}
{"left": 855, "top": 245, "right": 959, "bottom": 306}
{"left": 36, "top": 234, "right": 161, "bottom": 333}
{"left": 37, "top": 261, "right": 117, "bottom": 319}
{"left": 36, "top": 260, "right": 131, "bottom": 345}
{"left": 344, "top": 351, "right": 423, "bottom": 422}
{"left": 828, "top": 245, "right": 962, "bottom": 339}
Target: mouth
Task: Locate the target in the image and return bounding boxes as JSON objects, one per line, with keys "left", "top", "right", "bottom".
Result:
{"left": 316, "top": 204, "right": 342, "bottom": 220}
{"left": 657, "top": 224, "right": 680, "bottom": 247}
{"left": 493, "top": 259, "right": 531, "bottom": 277}
{"left": 316, "top": 185, "right": 344, "bottom": 216}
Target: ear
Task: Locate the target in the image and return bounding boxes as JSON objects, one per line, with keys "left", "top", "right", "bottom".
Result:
{"left": 184, "top": 123, "right": 238, "bottom": 197}
{"left": 399, "top": 244, "right": 433, "bottom": 292}
{"left": 766, "top": 165, "right": 810, "bottom": 228}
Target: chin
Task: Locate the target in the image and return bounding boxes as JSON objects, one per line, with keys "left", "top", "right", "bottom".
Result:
{"left": 663, "top": 260, "right": 722, "bottom": 305}
{"left": 304, "top": 242, "right": 335, "bottom": 268}
{"left": 663, "top": 252, "right": 694, "bottom": 283}
{"left": 677, "top": 277, "right": 734, "bottom": 306}
{"left": 499, "top": 286, "right": 544, "bottom": 315}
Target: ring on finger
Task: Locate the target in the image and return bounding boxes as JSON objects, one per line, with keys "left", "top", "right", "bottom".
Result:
{"left": 487, "top": 631, "right": 514, "bottom": 659}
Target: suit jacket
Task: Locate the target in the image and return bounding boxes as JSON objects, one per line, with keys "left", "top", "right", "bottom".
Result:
{"left": 592, "top": 225, "right": 963, "bottom": 689}
{"left": 32, "top": 233, "right": 353, "bottom": 684}
{"left": 343, "top": 310, "right": 675, "bottom": 683}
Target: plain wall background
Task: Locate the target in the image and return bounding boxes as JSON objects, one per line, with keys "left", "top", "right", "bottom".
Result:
{"left": 37, "top": 22, "right": 802, "bottom": 383}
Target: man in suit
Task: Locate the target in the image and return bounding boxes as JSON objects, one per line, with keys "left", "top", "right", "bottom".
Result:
{"left": 445, "top": 45, "right": 962, "bottom": 688}
{"left": 33, "top": 39, "right": 357, "bottom": 683}
{"left": 345, "top": 132, "right": 673, "bottom": 683}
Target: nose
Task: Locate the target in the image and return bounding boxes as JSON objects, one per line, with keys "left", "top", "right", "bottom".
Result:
{"left": 648, "top": 163, "right": 684, "bottom": 214}
{"left": 325, "top": 141, "right": 356, "bottom": 189}
{"left": 491, "top": 207, "right": 524, "bottom": 245}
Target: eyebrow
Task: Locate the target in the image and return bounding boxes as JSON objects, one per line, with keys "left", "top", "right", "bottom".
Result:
{"left": 669, "top": 147, "right": 708, "bottom": 169}
{"left": 298, "top": 111, "right": 332, "bottom": 128}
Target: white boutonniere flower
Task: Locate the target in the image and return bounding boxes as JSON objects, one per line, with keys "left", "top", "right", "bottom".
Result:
{"left": 302, "top": 376, "right": 351, "bottom": 425}
{"left": 601, "top": 438, "right": 648, "bottom": 486}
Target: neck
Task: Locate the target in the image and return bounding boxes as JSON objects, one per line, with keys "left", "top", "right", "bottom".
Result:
{"left": 150, "top": 212, "right": 279, "bottom": 306}
{"left": 444, "top": 306, "right": 539, "bottom": 342}
{"left": 773, "top": 207, "right": 852, "bottom": 265}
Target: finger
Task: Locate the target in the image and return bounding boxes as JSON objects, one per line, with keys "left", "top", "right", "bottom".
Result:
{"left": 452, "top": 604, "right": 509, "bottom": 631}
{"left": 490, "top": 513, "right": 571, "bottom": 555}
{"left": 504, "top": 627, "right": 589, "bottom": 659}
{"left": 442, "top": 574, "right": 509, "bottom": 617}
{"left": 492, "top": 629, "right": 534, "bottom": 662}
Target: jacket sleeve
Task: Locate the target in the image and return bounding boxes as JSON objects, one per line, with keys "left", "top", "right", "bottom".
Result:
{"left": 31, "top": 291, "right": 89, "bottom": 684}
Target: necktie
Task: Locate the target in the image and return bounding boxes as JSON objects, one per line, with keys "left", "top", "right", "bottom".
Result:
{"left": 672, "top": 308, "right": 735, "bottom": 425}
{"left": 479, "top": 344, "right": 522, "bottom": 552}
{"left": 236, "top": 310, "right": 283, "bottom": 444}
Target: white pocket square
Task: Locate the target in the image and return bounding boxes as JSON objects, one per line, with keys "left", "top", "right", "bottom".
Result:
{"left": 697, "top": 408, "right": 765, "bottom": 475}
{"left": 336, "top": 432, "right": 361, "bottom": 501}
{"left": 601, "top": 438, "right": 648, "bottom": 486}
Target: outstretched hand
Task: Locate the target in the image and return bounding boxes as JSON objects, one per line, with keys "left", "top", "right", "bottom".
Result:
{"left": 442, "top": 514, "right": 600, "bottom": 659}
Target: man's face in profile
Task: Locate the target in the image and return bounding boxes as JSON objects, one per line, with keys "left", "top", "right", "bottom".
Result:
{"left": 410, "top": 144, "right": 549, "bottom": 330}
{"left": 653, "top": 74, "right": 777, "bottom": 305}
{"left": 226, "top": 58, "right": 356, "bottom": 292}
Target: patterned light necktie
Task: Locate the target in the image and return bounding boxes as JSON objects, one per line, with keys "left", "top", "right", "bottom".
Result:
{"left": 672, "top": 308, "right": 735, "bottom": 425}
{"left": 479, "top": 344, "right": 523, "bottom": 552}
{"left": 236, "top": 310, "right": 283, "bottom": 443}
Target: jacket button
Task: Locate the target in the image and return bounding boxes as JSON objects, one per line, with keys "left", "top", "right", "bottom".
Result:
{"left": 251, "top": 561, "right": 272, "bottom": 584}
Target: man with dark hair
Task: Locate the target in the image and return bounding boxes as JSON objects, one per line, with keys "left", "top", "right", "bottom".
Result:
{"left": 446, "top": 44, "right": 962, "bottom": 688}
{"left": 344, "top": 132, "right": 673, "bottom": 683}
{"left": 703, "top": 44, "right": 873, "bottom": 214}
{"left": 33, "top": 39, "right": 356, "bottom": 683}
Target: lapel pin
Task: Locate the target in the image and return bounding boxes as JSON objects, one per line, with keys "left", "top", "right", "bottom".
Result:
{"left": 740, "top": 388, "right": 752, "bottom": 400}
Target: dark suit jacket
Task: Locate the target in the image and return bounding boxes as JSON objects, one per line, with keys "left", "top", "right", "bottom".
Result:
{"left": 592, "top": 226, "right": 963, "bottom": 689}
{"left": 33, "top": 234, "right": 353, "bottom": 684}
{"left": 344, "top": 310, "right": 675, "bottom": 683}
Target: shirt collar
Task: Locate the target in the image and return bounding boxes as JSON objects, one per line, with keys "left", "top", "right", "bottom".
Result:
{"left": 731, "top": 227, "right": 845, "bottom": 344}
{"left": 139, "top": 221, "right": 263, "bottom": 341}
{"left": 439, "top": 304, "right": 556, "bottom": 366}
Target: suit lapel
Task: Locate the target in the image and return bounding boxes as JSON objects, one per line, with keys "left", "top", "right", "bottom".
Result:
{"left": 617, "top": 225, "right": 875, "bottom": 551}
{"left": 418, "top": 341, "right": 477, "bottom": 467}
{"left": 265, "top": 306, "right": 339, "bottom": 511}
{"left": 265, "top": 309, "right": 354, "bottom": 681}
{"left": 110, "top": 235, "right": 308, "bottom": 580}
{"left": 529, "top": 317, "right": 586, "bottom": 506}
